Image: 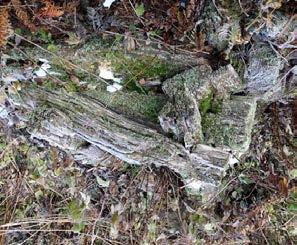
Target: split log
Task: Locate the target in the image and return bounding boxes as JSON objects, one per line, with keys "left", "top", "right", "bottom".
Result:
{"left": 2, "top": 87, "right": 234, "bottom": 199}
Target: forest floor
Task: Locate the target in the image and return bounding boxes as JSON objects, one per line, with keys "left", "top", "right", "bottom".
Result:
{"left": 0, "top": 0, "right": 296, "bottom": 244}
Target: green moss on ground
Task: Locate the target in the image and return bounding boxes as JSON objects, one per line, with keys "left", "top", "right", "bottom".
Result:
{"left": 103, "top": 50, "right": 177, "bottom": 93}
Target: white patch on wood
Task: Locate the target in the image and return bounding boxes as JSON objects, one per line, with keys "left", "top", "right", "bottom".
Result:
{"left": 106, "top": 83, "right": 123, "bottom": 93}
{"left": 103, "top": 0, "right": 118, "bottom": 8}
{"left": 99, "top": 66, "right": 123, "bottom": 92}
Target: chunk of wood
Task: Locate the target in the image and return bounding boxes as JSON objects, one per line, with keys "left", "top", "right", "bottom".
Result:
{"left": 3, "top": 87, "right": 234, "bottom": 200}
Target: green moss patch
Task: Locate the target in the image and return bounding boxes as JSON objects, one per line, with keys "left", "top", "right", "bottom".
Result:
{"left": 199, "top": 90, "right": 222, "bottom": 117}
{"left": 199, "top": 90, "right": 223, "bottom": 144}
{"left": 103, "top": 50, "right": 178, "bottom": 93}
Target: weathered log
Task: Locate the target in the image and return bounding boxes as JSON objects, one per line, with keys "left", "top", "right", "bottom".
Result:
{"left": 1, "top": 34, "right": 290, "bottom": 202}
{"left": 2, "top": 87, "right": 234, "bottom": 199}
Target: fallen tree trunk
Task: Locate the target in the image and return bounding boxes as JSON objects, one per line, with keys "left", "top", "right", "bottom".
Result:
{"left": 2, "top": 33, "right": 293, "bottom": 202}
{"left": 3, "top": 87, "right": 233, "bottom": 199}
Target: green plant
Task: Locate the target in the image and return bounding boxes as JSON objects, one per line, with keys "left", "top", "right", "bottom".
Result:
{"left": 36, "top": 28, "right": 53, "bottom": 44}
{"left": 199, "top": 90, "right": 222, "bottom": 116}
{"left": 135, "top": 3, "right": 145, "bottom": 17}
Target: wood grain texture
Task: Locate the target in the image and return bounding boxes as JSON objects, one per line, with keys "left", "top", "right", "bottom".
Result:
{"left": 6, "top": 87, "right": 233, "bottom": 197}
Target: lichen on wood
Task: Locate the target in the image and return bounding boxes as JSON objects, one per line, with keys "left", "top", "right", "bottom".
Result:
{"left": 1, "top": 86, "right": 235, "bottom": 200}
{"left": 159, "top": 64, "right": 242, "bottom": 149}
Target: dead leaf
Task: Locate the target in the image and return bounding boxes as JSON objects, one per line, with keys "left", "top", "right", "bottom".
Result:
{"left": 138, "top": 78, "right": 146, "bottom": 85}
{"left": 63, "top": 154, "right": 74, "bottom": 168}
{"left": 70, "top": 74, "right": 81, "bottom": 85}
{"left": 279, "top": 176, "right": 288, "bottom": 196}
{"left": 124, "top": 33, "right": 136, "bottom": 51}
{"left": 50, "top": 146, "right": 59, "bottom": 169}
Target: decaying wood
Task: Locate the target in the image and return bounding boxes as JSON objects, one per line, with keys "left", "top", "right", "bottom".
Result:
{"left": 4, "top": 87, "right": 233, "bottom": 198}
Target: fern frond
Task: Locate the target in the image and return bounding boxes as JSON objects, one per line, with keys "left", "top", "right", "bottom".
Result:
{"left": 11, "top": 0, "right": 35, "bottom": 30}
{"left": 0, "top": 6, "right": 12, "bottom": 48}
{"left": 62, "top": 0, "right": 80, "bottom": 13}
{"left": 38, "top": 0, "right": 64, "bottom": 18}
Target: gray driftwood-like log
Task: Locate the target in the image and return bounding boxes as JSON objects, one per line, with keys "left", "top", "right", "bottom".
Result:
{"left": 3, "top": 87, "right": 233, "bottom": 199}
